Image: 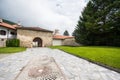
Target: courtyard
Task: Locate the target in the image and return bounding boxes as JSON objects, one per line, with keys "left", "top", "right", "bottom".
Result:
{"left": 0, "top": 48, "right": 120, "bottom": 80}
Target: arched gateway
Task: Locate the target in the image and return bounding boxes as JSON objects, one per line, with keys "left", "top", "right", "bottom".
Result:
{"left": 33, "top": 37, "right": 42, "bottom": 47}
{"left": 17, "top": 27, "right": 53, "bottom": 47}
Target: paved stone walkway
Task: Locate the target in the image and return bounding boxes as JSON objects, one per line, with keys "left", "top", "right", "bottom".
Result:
{"left": 0, "top": 54, "right": 11, "bottom": 59}
{"left": 0, "top": 48, "right": 120, "bottom": 80}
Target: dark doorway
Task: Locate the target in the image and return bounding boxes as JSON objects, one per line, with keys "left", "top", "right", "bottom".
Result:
{"left": 33, "top": 37, "right": 42, "bottom": 47}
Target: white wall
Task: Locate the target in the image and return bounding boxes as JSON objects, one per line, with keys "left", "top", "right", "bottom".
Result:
{"left": 0, "top": 26, "right": 17, "bottom": 47}
{"left": 0, "top": 26, "right": 16, "bottom": 39}
{"left": 53, "top": 39, "right": 63, "bottom": 46}
{"left": 8, "top": 29, "right": 16, "bottom": 39}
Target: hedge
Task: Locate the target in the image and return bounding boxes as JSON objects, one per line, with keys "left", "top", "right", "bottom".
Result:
{"left": 6, "top": 39, "right": 20, "bottom": 47}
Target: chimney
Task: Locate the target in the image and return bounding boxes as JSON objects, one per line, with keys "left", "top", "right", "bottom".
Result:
{"left": 17, "top": 21, "right": 21, "bottom": 27}
{"left": 0, "top": 18, "right": 3, "bottom": 23}
{"left": 54, "top": 29, "right": 59, "bottom": 35}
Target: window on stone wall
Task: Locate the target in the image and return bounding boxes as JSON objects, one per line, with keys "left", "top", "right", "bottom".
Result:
{"left": 0, "top": 30, "right": 6, "bottom": 35}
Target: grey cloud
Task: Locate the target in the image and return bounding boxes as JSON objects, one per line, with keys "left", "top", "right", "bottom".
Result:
{"left": 0, "top": 0, "right": 88, "bottom": 35}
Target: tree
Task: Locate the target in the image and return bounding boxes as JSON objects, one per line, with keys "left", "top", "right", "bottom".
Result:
{"left": 73, "top": 0, "right": 120, "bottom": 46}
{"left": 63, "top": 30, "right": 69, "bottom": 36}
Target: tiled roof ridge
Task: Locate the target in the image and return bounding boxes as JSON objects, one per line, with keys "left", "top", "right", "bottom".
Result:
{"left": 53, "top": 35, "right": 74, "bottom": 39}
{"left": 17, "top": 26, "right": 53, "bottom": 32}
{"left": 0, "top": 22, "right": 16, "bottom": 29}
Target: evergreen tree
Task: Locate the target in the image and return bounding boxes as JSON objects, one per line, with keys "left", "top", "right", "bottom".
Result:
{"left": 63, "top": 30, "right": 69, "bottom": 36}
{"left": 73, "top": 0, "right": 120, "bottom": 46}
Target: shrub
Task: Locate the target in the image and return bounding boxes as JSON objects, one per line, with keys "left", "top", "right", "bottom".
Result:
{"left": 6, "top": 39, "right": 20, "bottom": 47}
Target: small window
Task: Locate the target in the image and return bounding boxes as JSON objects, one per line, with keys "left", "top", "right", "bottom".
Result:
{"left": 10, "top": 32, "right": 16, "bottom": 35}
{"left": 0, "top": 30, "right": 6, "bottom": 35}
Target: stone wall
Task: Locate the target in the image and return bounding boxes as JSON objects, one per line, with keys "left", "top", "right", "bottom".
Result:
{"left": 0, "top": 38, "right": 7, "bottom": 47}
{"left": 63, "top": 38, "right": 80, "bottom": 46}
{"left": 17, "top": 29, "right": 53, "bottom": 47}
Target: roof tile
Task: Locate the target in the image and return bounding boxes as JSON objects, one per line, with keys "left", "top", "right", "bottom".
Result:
{"left": 17, "top": 27, "right": 53, "bottom": 32}
{"left": 0, "top": 22, "right": 16, "bottom": 29}
{"left": 53, "top": 35, "right": 74, "bottom": 39}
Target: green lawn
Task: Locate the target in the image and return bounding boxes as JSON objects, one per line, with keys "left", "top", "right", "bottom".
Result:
{"left": 50, "top": 46, "right": 120, "bottom": 69}
{"left": 0, "top": 47, "right": 26, "bottom": 54}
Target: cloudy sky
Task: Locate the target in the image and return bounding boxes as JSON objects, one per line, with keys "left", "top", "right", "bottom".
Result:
{"left": 0, "top": 0, "right": 88, "bottom": 35}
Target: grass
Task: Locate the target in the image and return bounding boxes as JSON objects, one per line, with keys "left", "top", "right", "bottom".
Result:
{"left": 0, "top": 47, "right": 26, "bottom": 54}
{"left": 50, "top": 46, "right": 120, "bottom": 69}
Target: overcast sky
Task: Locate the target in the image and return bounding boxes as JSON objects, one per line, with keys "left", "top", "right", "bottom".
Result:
{"left": 0, "top": 0, "right": 88, "bottom": 35}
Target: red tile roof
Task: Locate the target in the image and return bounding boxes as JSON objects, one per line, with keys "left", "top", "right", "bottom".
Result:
{"left": 0, "top": 22, "right": 16, "bottom": 29}
{"left": 53, "top": 35, "right": 74, "bottom": 40}
{"left": 0, "top": 21, "right": 52, "bottom": 32}
{"left": 17, "top": 27, "right": 53, "bottom": 32}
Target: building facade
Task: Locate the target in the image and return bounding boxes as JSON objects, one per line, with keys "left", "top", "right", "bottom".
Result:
{"left": 0, "top": 18, "right": 78, "bottom": 47}
{"left": 0, "top": 19, "right": 53, "bottom": 47}
{"left": 17, "top": 27, "right": 53, "bottom": 47}
{"left": 0, "top": 20, "right": 16, "bottom": 47}
{"left": 53, "top": 35, "right": 79, "bottom": 46}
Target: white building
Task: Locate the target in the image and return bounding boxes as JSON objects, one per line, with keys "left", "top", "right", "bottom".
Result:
{"left": 53, "top": 35, "right": 78, "bottom": 46}
{"left": 0, "top": 19, "right": 17, "bottom": 47}
{"left": 52, "top": 29, "right": 79, "bottom": 46}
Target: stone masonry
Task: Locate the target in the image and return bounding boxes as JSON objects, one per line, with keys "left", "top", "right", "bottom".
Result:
{"left": 17, "top": 29, "right": 53, "bottom": 47}
{"left": 0, "top": 38, "right": 7, "bottom": 47}
{"left": 63, "top": 38, "right": 80, "bottom": 46}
